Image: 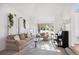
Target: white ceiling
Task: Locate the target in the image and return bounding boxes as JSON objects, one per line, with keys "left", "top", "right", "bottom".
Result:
{"left": 0, "top": 3, "right": 73, "bottom": 23}
{"left": 5, "top": 3, "right": 72, "bottom": 18}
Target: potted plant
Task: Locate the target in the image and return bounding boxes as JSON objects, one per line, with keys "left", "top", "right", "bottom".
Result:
{"left": 8, "top": 13, "right": 14, "bottom": 28}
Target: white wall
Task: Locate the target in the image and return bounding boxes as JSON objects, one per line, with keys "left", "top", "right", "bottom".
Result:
{"left": 70, "top": 10, "right": 79, "bottom": 46}
{"left": 0, "top": 4, "right": 30, "bottom": 50}
{"left": 0, "top": 4, "right": 9, "bottom": 50}
{"left": 0, "top": 4, "right": 20, "bottom": 50}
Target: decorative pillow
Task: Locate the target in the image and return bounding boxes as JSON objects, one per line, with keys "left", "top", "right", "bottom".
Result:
{"left": 14, "top": 35, "right": 20, "bottom": 41}
{"left": 19, "top": 34, "right": 25, "bottom": 40}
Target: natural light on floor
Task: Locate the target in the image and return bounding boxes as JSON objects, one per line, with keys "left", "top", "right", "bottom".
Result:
{"left": 37, "top": 41, "right": 61, "bottom": 52}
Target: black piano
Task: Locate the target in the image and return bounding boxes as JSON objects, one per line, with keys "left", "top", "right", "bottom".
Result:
{"left": 56, "top": 31, "right": 69, "bottom": 48}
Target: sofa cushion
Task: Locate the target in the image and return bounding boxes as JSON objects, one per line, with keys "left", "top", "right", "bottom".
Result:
{"left": 14, "top": 35, "right": 20, "bottom": 41}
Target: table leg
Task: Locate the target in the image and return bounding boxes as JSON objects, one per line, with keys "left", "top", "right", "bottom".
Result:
{"left": 35, "top": 41, "right": 37, "bottom": 47}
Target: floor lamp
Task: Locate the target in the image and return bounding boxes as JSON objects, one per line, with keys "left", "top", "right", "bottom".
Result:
{"left": 18, "top": 17, "right": 22, "bottom": 34}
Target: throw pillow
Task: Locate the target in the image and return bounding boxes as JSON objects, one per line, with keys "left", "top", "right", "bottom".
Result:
{"left": 14, "top": 35, "right": 20, "bottom": 41}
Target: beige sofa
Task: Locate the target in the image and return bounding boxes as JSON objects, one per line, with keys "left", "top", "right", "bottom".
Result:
{"left": 6, "top": 33, "right": 31, "bottom": 51}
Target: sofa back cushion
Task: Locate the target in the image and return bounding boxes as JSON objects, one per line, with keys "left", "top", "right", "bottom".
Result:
{"left": 7, "top": 35, "right": 15, "bottom": 40}
{"left": 19, "top": 33, "right": 26, "bottom": 40}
